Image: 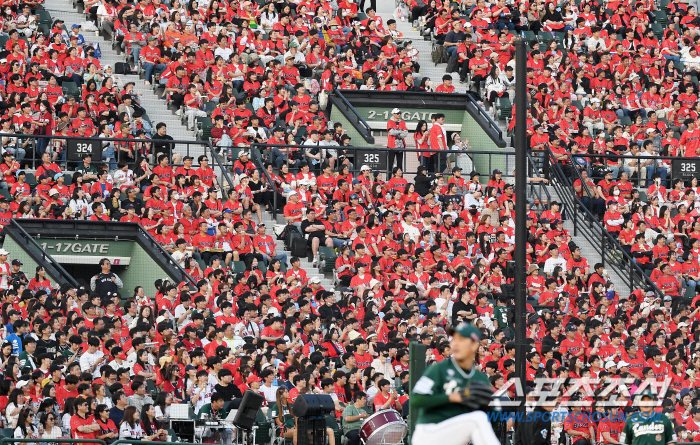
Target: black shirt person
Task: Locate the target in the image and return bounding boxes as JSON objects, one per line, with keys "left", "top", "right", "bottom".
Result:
{"left": 90, "top": 258, "right": 124, "bottom": 299}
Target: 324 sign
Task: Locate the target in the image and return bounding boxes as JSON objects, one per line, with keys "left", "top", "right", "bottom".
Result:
{"left": 66, "top": 139, "right": 102, "bottom": 161}
{"left": 673, "top": 159, "right": 700, "bottom": 181}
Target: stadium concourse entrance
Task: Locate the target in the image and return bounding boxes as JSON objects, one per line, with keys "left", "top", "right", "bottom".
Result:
{"left": 2, "top": 219, "right": 196, "bottom": 294}
{"left": 326, "top": 90, "right": 508, "bottom": 153}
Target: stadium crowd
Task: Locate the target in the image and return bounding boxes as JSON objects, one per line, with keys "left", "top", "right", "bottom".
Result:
{"left": 1, "top": 0, "right": 700, "bottom": 444}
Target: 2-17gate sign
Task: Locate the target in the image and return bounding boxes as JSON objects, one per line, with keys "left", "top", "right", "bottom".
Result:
{"left": 66, "top": 138, "right": 102, "bottom": 161}
{"left": 672, "top": 159, "right": 700, "bottom": 181}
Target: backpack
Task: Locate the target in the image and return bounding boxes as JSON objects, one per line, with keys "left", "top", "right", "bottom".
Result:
{"left": 290, "top": 231, "right": 307, "bottom": 258}
{"left": 115, "top": 62, "right": 132, "bottom": 75}
{"left": 278, "top": 224, "right": 296, "bottom": 246}
{"left": 446, "top": 55, "right": 459, "bottom": 73}
{"left": 284, "top": 225, "right": 301, "bottom": 250}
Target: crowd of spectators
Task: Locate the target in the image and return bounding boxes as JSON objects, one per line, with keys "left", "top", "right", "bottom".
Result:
{"left": 4, "top": 0, "right": 700, "bottom": 445}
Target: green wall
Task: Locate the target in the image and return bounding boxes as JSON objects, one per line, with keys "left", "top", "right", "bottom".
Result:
{"left": 461, "top": 111, "right": 506, "bottom": 176}
{"left": 2, "top": 236, "right": 45, "bottom": 282}
{"left": 331, "top": 103, "right": 508, "bottom": 176}
{"left": 4, "top": 237, "right": 176, "bottom": 296}
{"left": 120, "top": 242, "right": 166, "bottom": 297}
{"left": 330, "top": 108, "right": 372, "bottom": 147}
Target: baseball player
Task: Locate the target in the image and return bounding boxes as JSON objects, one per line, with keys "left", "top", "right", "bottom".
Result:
{"left": 410, "top": 323, "right": 500, "bottom": 445}
{"left": 620, "top": 388, "right": 676, "bottom": 445}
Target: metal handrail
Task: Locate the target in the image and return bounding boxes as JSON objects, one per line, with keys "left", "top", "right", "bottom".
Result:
{"left": 249, "top": 144, "right": 283, "bottom": 219}
{"left": 526, "top": 151, "right": 552, "bottom": 210}
{"left": 12, "top": 219, "right": 196, "bottom": 287}
{"left": 332, "top": 91, "right": 375, "bottom": 144}
{"left": 7, "top": 219, "right": 80, "bottom": 288}
{"left": 207, "top": 140, "right": 236, "bottom": 192}
{"left": 131, "top": 222, "right": 197, "bottom": 286}
{"left": 567, "top": 153, "right": 596, "bottom": 203}
{"left": 546, "top": 149, "right": 663, "bottom": 298}
{"left": 465, "top": 93, "right": 504, "bottom": 141}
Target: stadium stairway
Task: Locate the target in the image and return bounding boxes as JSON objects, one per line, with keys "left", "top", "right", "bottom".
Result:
{"left": 49, "top": 0, "right": 195, "bottom": 146}
{"left": 383, "top": 4, "right": 632, "bottom": 295}
{"left": 54, "top": 0, "right": 622, "bottom": 296}
{"left": 52, "top": 0, "right": 335, "bottom": 291}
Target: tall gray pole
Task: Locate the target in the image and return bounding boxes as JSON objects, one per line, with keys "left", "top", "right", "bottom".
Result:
{"left": 513, "top": 39, "right": 528, "bottom": 413}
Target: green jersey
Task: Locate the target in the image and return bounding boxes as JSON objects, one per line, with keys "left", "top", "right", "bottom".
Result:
{"left": 269, "top": 402, "right": 295, "bottom": 430}
{"left": 75, "top": 164, "right": 98, "bottom": 181}
{"left": 410, "top": 356, "right": 491, "bottom": 425}
{"left": 620, "top": 412, "right": 676, "bottom": 445}
{"left": 493, "top": 305, "right": 508, "bottom": 329}
{"left": 18, "top": 351, "right": 36, "bottom": 369}
{"left": 197, "top": 403, "right": 226, "bottom": 419}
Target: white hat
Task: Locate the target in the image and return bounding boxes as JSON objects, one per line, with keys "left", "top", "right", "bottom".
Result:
{"left": 464, "top": 21, "right": 472, "bottom": 27}
{"left": 15, "top": 380, "right": 28, "bottom": 389}
{"left": 0, "top": 249, "right": 9, "bottom": 256}
{"left": 155, "top": 315, "right": 166, "bottom": 324}
{"left": 590, "top": 98, "right": 600, "bottom": 104}
{"left": 604, "top": 361, "right": 616, "bottom": 369}
{"left": 239, "top": 151, "right": 249, "bottom": 158}
{"left": 369, "top": 279, "right": 380, "bottom": 288}
{"left": 487, "top": 197, "right": 497, "bottom": 204}
{"left": 391, "top": 108, "right": 401, "bottom": 114}
{"left": 288, "top": 190, "right": 298, "bottom": 197}
{"left": 309, "top": 277, "right": 321, "bottom": 284}
{"left": 646, "top": 128, "right": 656, "bottom": 133}
{"left": 299, "top": 179, "right": 309, "bottom": 186}
{"left": 347, "top": 330, "right": 362, "bottom": 341}
{"left": 260, "top": 362, "right": 273, "bottom": 371}
{"left": 48, "top": 188, "right": 59, "bottom": 197}
{"left": 678, "top": 322, "right": 689, "bottom": 328}
{"left": 618, "top": 361, "right": 630, "bottom": 367}
{"left": 360, "top": 165, "right": 371, "bottom": 171}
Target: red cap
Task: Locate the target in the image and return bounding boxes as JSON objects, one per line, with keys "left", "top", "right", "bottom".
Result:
{"left": 247, "top": 375, "right": 262, "bottom": 384}
{"left": 489, "top": 344, "right": 502, "bottom": 353}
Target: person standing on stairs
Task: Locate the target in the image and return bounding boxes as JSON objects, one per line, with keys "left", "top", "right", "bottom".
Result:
{"left": 387, "top": 108, "right": 408, "bottom": 172}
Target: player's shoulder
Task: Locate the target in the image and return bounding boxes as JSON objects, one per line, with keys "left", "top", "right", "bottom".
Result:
{"left": 424, "top": 358, "right": 452, "bottom": 375}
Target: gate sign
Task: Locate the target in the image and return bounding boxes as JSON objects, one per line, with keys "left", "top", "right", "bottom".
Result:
{"left": 672, "top": 159, "right": 700, "bottom": 181}
{"left": 358, "top": 151, "right": 388, "bottom": 172}
{"left": 66, "top": 138, "right": 102, "bottom": 161}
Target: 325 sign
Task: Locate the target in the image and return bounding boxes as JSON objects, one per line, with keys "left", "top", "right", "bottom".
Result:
{"left": 66, "top": 139, "right": 102, "bottom": 161}
{"left": 359, "top": 151, "right": 388, "bottom": 171}
{"left": 673, "top": 159, "right": 700, "bottom": 181}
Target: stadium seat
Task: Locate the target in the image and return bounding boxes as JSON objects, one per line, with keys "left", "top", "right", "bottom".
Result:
{"left": 204, "top": 101, "right": 217, "bottom": 115}
{"left": 37, "top": 10, "right": 52, "bottom": 25}
{"left": 319, "top": 246, "right": 337, "bottom": 273}
{"left": 537, "top": 32, "right": 554, "bottom": 44}
{"left": 62, "top": 82, "right": 81, "bottom": 100}
{"left": 618, "top": 116, "right": 633, "bottom": 127}
{"left": 522, "top": 31, "right": 536, "bottom": 44}
{"left": 25, "top": 173, "right": 37, "bottom": 188}
{"left": 498, "top": 97, "right": 512, "bottom": 120}
{"left": 232, "top": 261, "right": 246, "bottom": 273}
